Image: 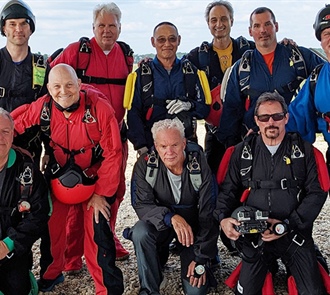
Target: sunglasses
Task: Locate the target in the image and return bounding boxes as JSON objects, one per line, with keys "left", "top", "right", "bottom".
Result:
{"left": 256, "top": 112, "right": 286, "bottom": 122}
{"left": 156, "top": 36, "right": 178, "bottom": 44}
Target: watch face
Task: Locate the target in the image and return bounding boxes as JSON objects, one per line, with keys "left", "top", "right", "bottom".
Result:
{"left": 274, "top": 223, "right": 285, "bottom": 235}
{"left": 195, "top": 264, "right": 205, "bottom": 275}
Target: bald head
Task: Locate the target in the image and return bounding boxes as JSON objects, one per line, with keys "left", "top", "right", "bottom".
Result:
{"left": 47, "top": 64, "right": 81, "bottom": 111}
{"left": 49, "top": 63, "right": 79, "bottom": 81}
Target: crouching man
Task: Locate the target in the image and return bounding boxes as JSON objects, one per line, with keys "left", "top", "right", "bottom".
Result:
{"left": 215, "top": 92, "right": 329, "bottom": 294}
{"left": 125, "top": 118, "right": 219, "bottom": 295}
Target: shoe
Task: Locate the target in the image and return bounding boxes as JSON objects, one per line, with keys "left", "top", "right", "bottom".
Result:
{"left": 37, "top": 273, "right": 64, "bottom": 292}
{"left": 116, "top": 253, "right": 130, "bottom": 261}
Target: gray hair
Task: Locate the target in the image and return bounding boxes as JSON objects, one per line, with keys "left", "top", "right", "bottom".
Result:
{"left": 93, "top": 2, "right": 121, "bottom": 24}
{"left": 254, "top": 92, "right": 288, "bottom": 116}
{"left": 204, "top": 1, "right": 234, "bottom": 22}
{"left": 151, "top": 118, "right": 185, "bottom": 141}
{"left": 0, "top": 107, "right": 14, "bottom": 129}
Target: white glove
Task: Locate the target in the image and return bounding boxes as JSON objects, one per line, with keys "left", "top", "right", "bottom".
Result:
{"left": 166, "top": 99, "right": 192, "bottom": 114}
{"left": 137, "top": 146, "right": 148, "bottom": 158}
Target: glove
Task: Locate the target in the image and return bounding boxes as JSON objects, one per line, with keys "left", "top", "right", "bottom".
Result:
{"left": 166, "top": 99, "right": 192, "bottom": 115}
{"left": 137, "top": 146, "right": 148, "bottom": 158}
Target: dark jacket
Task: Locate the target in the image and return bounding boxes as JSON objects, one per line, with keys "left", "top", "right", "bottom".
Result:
{"left": 0, "top": 47, "right": 49, "bottom": 155}
{"left": 0, "top": 148, "right": 50, "bottom": 258}
{"left": 127, "top": 57, "right": 209, "bottom": 150}
{"left": 186, "top": 36, "right": 255, "bottom": 90}
{"left": 131, "top": 142, "right": 219, "bottom": 262}
{"left": 218, "top": 44, "right": 325, "bottom": 147}
{"left": 214, "top": 133, "right": 328, "bottom": 236}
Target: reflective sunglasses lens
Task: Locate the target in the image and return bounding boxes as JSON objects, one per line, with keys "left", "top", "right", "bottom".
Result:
{"left": 257, "top": 113, "right": 285, "bottom": 122}
{"left": 257, "top": 115, "right": 270, "bottom": 122}
{"left": 272, "top": 113, "right": 285, "bottom": 121}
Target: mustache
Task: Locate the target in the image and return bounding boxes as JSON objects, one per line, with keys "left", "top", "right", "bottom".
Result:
{"left": 265, "top": 126, "right": 279, "bottom": 132}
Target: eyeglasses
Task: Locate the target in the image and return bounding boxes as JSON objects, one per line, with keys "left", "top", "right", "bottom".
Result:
{"left": 256, "top": 112, "right": 286, "bottom": 122}
{"left": 156, "top": 36, "right": 178, "bottom": 44}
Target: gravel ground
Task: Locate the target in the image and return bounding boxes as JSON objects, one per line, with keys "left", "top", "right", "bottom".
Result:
{"left": 32, "top": 122, "right": 330, "bottom": 295}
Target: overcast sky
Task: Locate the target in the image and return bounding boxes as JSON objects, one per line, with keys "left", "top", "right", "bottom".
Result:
{"left": 0, "top": 0, "right": 327, "bottom": 55}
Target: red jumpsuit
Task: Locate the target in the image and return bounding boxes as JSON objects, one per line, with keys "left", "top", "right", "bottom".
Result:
{"left": 51, "top": 37, "right": 131, "bottom": 261}
{"left": 12, "top": 85, "right": 124, "bottom": 294}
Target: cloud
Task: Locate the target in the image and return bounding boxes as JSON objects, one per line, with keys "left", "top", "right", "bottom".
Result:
{"left": 0, "top": 0, "right": 326, "bottom": 55}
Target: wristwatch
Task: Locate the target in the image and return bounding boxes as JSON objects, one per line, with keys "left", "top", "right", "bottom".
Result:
{"left": 273, "top": 222, "right": 289, "bottom": 235}
{"left": 194, "top": 264, "right": 205, "bottom": 278}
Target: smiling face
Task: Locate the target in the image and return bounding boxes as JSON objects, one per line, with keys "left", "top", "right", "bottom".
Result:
{"left": 3, "top": 18, "right": 32, "bottom": 47}
{"left": 93, "top": 12, "right": 121, "bottom": 51}
{"left": 249, "top": 11, "right": 278, "bottom": 52}
{"left": 154, "top": 128, "right": 186, "bottom": 174}
{"left": 47, "top": 64, "right": 81, "bottom": 110}
{"left": 151, "top": 23, "right": 181, "bottom": 65}
{"left": 207, "top": 5, "right": 233, "bottom": 41}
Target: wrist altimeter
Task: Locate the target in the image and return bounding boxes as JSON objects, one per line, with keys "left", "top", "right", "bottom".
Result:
{"left": 273, "top": 222, "right": 289, "bottom": 235}
{"left": 194, "top": 264, "right": 205, "bottom": 278}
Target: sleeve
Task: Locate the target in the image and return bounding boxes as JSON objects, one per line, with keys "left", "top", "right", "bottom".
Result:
{"left": 131, "top": 159, "right": 172, "bottom": 231}
{"left": 287, "top": 142, "right": 328, "bottom": 232}
{"left": 7, "top": 162, "right": 50, "bottom": 256}
{"left": 93, "top": 97, "right": 122, "bottom": 199}
{"left": 213, "top": 144, "right": 244, "bottom": 222}
{"left": 11, "top": 98, "right": 44, "bottom": 135}
{"left": 216, "top": 61, "right": 245, "bottom": 147}
{"left": 287, "top": 77, "right": 318, "bottom": 143}
{"left": 127, "top": 69, "right": 149, "bottom": 150}
{"left": 193, "top": 153, "right": 219, "bottom": 263}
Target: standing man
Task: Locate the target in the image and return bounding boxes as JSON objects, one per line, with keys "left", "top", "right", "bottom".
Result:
{"left": 126, "top": 21, "right": 210, "bottom": 156}
{"left": 125, "top": 118, "right": 218, "bottom": 295}
{"left": 186, "top": 0, "right": 255, "bottom": 174}
{"left": 217, "top": 7, "right": 325, "bottom": 149}
{"left": 287, "top": 4, "right": 330, "bottom": 172}
{"left": 215, "top": 92, "right": 329, "bottom": 294}
{"left": 12, "top": 64, "right": 124, "bottom": 294}
{"left": 0, "top": 108, "right": 50, "bottom": 295}
{"left": 50, "top": 2, "right": 132, "bottom": 263}
{"left": 0, "top": 0, "right": 48, "bottom": 167}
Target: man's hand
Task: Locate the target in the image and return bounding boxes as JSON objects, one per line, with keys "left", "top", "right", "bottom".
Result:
{"left": 187, "top": 260, "right": 206, "bottom": 288}
{"left": 166, "top": 99, "right": 192, "bottom": 114}
{"left": 220, "top": 217, "right": 241, "bottom": 240}
{"left": 87, "top": 193, "right": 111, "bottom": 223}
{"left": 279, "top": 38, "right": 297, "bottom": 47}
{"left": 41, "top": 154, "right": 50, "bottom": 172}
{"left": 171, "top": 214, "right": 194, "bottom": 247}
{"left": 261, "top": 218, "right": 286, "bottom": 242}
{"left": 0, "top": 241, "right": 9, "bottom": 260}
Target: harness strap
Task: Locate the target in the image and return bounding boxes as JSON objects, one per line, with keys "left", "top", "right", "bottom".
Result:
{"left": 79, "top": 74, "right": 127, "bottom": 85}
{"left": 281, "top": 232, "right": 305, "bottom": 264}
{"left": 244, "top": 178, "right": 300, "bottom": 190}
